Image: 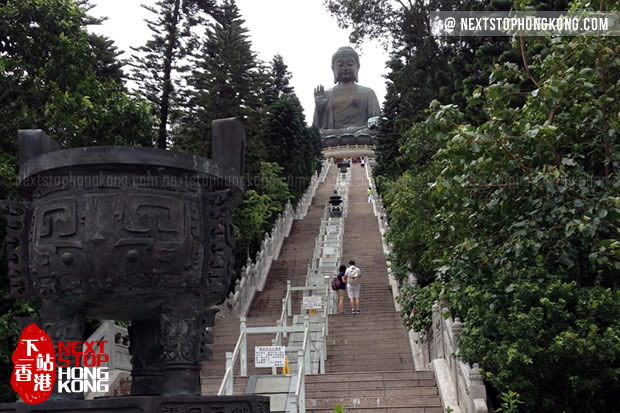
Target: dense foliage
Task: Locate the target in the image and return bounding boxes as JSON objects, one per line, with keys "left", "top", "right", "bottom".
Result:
{"left": 232, "top": 161, "right": 292, "bottom": 270}
{"left": 327, "top": 0, "right": 619, "bottom": 411}
{"left": 384, "top": 26, "right": 619, "bottom": 413}
{"left": 0, "top": 0, "right": 159, "bottom": 402}
{"left": 129, "top": 0, "right": 218, "bottom": 148}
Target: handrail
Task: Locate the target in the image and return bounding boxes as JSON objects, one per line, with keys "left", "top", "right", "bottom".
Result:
{"left": 217, "top": 315, "right": 313, "bottom": 398}
{"left": 294, "top": 350, "right": 306, "bottom": 413}
{"left": 217, "top": 319, "right": 247, "bottom": 395}
{"left": 275, "top": 282, "right": 292, "bottom": 344}
{"left": 293, "top": 324, "right": 311, "bottom": 413}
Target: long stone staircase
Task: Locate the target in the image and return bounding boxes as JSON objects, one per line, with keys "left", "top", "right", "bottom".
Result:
{"left": 200, "top": 163, "right": 442, "bottom": 412}
{"left": 303, "top": 164, "right": 442, "bottom": 412}
{"left": 200, "top": 166, "right": 339, "bottom": 394}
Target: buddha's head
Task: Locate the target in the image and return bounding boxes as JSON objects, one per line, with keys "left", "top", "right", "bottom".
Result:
{"left": 332, "top": 46, "right": 359, "bottom": 83}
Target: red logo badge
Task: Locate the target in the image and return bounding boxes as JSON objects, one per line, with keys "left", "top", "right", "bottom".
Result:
{"left": 10, "top": 323, "right": 57, "bottom": 404}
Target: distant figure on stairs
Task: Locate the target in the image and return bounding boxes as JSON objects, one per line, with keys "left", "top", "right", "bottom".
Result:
{"left": 367, "top": 187, "right": 374, "bottom": 203}
{"left": 345, "top": 260, "right": 362, "bottom": 314}
{"left": 336, "top": 264, "right": 347, "bottom": 313}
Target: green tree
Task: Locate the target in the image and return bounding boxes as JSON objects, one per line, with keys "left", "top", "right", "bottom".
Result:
{"left": 174, "top": 0, "right": 265, "bottom": 166}
{"left": 87, "top": 33, "right": 125, "bottom": 83}
{"left": 0, "top": 0, "right": 156, "bottom": 402}
{"left": 265, "top": 53, "right": 294, "bottom": 105}
{"left": 261, "top": 95, "right": 318, "bottom": 200}
{"left": 390, "top": 13, "right": 619, "bottom": 412}
{"left": 130, "top": 0, "right": 217, "bottom": 149}
{"left": 232, "top": 162, "right": 292, "bottom": 269}
{"left": 0, "top": 0, "right": 156, "bottom": 152}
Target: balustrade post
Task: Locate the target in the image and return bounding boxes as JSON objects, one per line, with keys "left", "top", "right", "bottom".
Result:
{"left": 432, "top": 302, "right": 443, "bottom": 359}
{"left": 225, "top": 352, "right": 233, "bottom": 395}
{"left": 240, "top": 316, "right": 247, "bottom": 377}
{"left": 298, "top": 349, "right": 306, "bottom": 413}
{"left": 324, "top": 299, "right": 329, "bottom": 335}
{"left": 287, "top": 280, "right": 292, "bottom": 317}
{"left": 300, "top": 290, "right": 305, "bottom": 315}
{"left": 319, "top": 343, "right": 325, "bottom": 374}
{"left": 304, "top": 315, "right": 311, "bottom": 373}
{"left": 452, "top": 318, "right": 464, "bottom": 405}
{"left": 297, "top": 350, "right": 306, "bottom": 413}
{"left": 282, "top": 298, "right": 288, "bottom": 339}
{"left": 272, "top": 338, "right": 278, "bottom": 375}
{"left": 470, "top": 363, "right": 488, "bottom": 412}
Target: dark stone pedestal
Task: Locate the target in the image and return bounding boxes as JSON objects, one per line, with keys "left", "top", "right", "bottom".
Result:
{"left": 0, "top": 395, "right": 269, "bottom": 413}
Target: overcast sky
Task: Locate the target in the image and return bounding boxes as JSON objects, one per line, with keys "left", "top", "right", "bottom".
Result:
{"left": 88, "top": 0, "right": 389, "bottom": 123}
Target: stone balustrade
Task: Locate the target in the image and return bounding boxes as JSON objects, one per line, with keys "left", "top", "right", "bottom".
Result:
{"left": 84, "top": 321, "right": 131, "bottom": 399}
{"left": 365, "top": 162, "right": 488, "bottom": 413}
{"left": 217, "top": 160, "right": 332, "bottom": 318}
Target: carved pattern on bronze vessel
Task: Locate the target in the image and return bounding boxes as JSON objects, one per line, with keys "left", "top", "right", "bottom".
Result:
{"left": 160, "top": 313, "right": 194, "bottom": 362}
{"left": 198, "top": 309, "right": 217, "bottom": 361}
{"left": 29, "top": 197, "right": 80, "bottom": 297}
{"left": 203, "top": 190, "right": 235, "bottom": 296}
{"left": 231, "top": 403, "right": 251, "bottom": 413}
{"left": 257, "top": 401, "right": 270, "bottom": 413}
{"left": 41, "top": 312, "right": 84, "bottom": 344}
{"left": 0, "top": 201, "right": 32, "bottom": 298}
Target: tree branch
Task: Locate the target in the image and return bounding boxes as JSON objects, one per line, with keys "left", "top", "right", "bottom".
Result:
{"left": 492, "top": 134, "right": 533, "bottom": 174}
{"left": 597, "top": 0, "right": 611, "bottom": 184}
{"left": 519, "top": 34, "right": 539, "bottom": 89}
{"left": 548, "top": 110, "right": 561, "bottom": 166}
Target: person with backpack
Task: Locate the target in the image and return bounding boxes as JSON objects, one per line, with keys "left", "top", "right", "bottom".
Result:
{"left": 345, "top": 260, "right": 361, "bottom": 313}
{"left": 334, "top": 264, "right": 347, "bottom": 313}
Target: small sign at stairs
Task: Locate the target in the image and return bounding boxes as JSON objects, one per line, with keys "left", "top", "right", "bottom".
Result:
{"left": 255, "top": 346, "right": 286, "bottom": 368}
{"left": 303, "top": 295, "right": 322, "bottom": 310}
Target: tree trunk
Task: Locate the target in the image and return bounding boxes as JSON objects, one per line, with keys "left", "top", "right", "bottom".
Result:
{"left": 157, "top": 0, "right": 181, "bottom": 149}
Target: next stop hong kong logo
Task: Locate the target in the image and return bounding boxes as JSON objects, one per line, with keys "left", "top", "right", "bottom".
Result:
{"left": 11, "top": 323, "right": 110, "bottom": 404}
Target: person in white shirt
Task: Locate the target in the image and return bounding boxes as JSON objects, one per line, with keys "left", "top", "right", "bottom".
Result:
{"left": 345, "top": 260, "right": 361, "bottom": 313}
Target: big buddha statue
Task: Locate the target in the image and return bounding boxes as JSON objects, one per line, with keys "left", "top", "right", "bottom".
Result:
{"left": 312, "top": 46, "right": 381, "bottom": 148}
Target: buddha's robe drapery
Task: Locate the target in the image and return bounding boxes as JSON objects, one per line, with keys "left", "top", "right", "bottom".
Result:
{"left": 312, "top": 85, "right": 381, "bottom": 132}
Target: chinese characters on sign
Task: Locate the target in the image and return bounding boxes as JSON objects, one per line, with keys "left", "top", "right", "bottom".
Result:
{"left": 302, "top": 296, "right": 322, "bottom": 310}
{"left": 255, "top": 346, "right": 286, "bottom": 368}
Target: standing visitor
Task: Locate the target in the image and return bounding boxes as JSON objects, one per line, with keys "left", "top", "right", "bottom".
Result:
{"left": 367, "top": 187, "right": 373, "bottom": 203}
{"left": 336, "top": 264, "right": 347, "bottom": 313}
{"left": 345, "top": 260, "right": 361, "bottom": 313}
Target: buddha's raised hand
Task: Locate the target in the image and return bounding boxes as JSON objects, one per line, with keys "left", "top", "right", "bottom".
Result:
{"left": 314, "top": 85, "right": 327, "bottom": 108}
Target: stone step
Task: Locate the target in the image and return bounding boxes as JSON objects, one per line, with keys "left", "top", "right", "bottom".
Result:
{"left": 306, "top": 386, "right": 438, "bottom": 399}
{"left": 305, "top": 370, "right": 435, "bottom": 384}
{"left": 201, "top": 376, "right": 248, "bottom": 395}
{"left": 306, "top": 407, "right": 443, "bottom": 413}
{"left": 305, "top": 396, "right": 442, "bottom": 410}
{"left": 201, "top": 165, "right": 442, "bottom": 412}
{"left": 326, "top": 338, "right": 410, "bottom": 346}
{"left": 324, "top": 352, "right": 413, "bottom": 362}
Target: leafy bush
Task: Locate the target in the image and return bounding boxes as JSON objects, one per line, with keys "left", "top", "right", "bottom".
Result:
{"left": 384, "top": 23, "right": 619, "bottom": 413}
{"left": 397, "top": 282, "right": 441, "bottom": 338}
{"left": 232, "top": 162, "right": 293, "bottom": 274}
